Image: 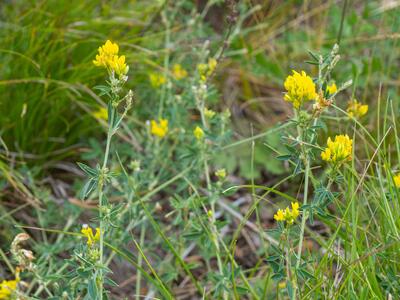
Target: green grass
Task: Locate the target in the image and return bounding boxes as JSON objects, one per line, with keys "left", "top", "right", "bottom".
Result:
{"left": 1, "top": 1, "right": 400, "bottom": 299}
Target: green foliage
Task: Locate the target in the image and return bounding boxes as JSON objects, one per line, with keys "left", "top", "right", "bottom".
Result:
{"left": 1, "top": 1, "right": 400, "bottom": 299}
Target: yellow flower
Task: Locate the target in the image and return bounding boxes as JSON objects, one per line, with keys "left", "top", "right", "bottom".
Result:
{"left": 274, "top": 209, "right": 285, "bottom": 222}
{"left": 347, "top": 99, "right": 368, "bottom": 119}
{"left": 92, "top": 107, "right": 108, "bottom": 121}
{"left": 274, "top": 202, "right": 300, "bottom": 225}
{"left": 327, "top": 82, "right": 337, "bottom": 95}
{"left": 204, "top": 107, "right": 216, "bottom": 119}
{"left": 215, "top": 168, "right": 226, "bottom": 180}
{"left": 197, "top": 63, "right": 208, "bottom": 81}
{"left": 93, "top": 40, "right": 119, "bottom": 68}
{"left": 81, "top": 225, "right": 100, "bottom": 247}
{"left": 149, "top": 73, "right": 167, "bottom": 88}
{"left": 393, "top": 174, "right": 400, "bottom": 188}
{"left": 0, "top": 279, "right": 18, "bottom": 299}
{"left": 108, "top": 55, "right": 129, "bottom": 77}
{"left": 208, "top": 58, "right": 217, "bottom": 74}
{"left": 0, "top": 270, "right": 20, "bottom": 300}
{"left": 193, "top": 126, "right": 204, "bottom": 140}
{"left": 321, "top": 134, "right": 353, "bottom": 164}
{"left": 151, "top": 119, "right": 169, "bottom": 138}
{"left": 320, "top": 148, "right": 331, "bottom": 161}
{"left": 291, "top": 202, "right": 300, "bottom": 219}
{"left": 93, "top": 40, "right": 128, "bottom": 77}
{"left": 284, "top": 70, "right": 317, "bottom": 109}
{"left": 172, "top": 64, "right": 188, "bottom": 80}
{"left": 278, "top": 281, "right": 286, "bottom": 289}
{"left": 284, "top": 207, "right": 294, "bottom": 224}
{"left": 197, "top": 58, "right": 218, "bottom": 82}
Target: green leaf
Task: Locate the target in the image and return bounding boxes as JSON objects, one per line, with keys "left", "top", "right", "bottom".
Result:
{"left": 80, "top": 178, "right": 97, "bottom": 200}
{"left": 276, "top": 154, "right": 291, "bottom": 161}
{"left": 87, "top": 277, "right": 98, "bottom": 299}
{"left": 77, "top": 162, "right": 98, "bottom": 177}
{"left": 94, "top": 85, "right": 111, "bottom": 96}
{"left": 223, "top": 186, "right": 238, "bottom": 196}
{"left": 297, "top": 267, "right": 315, "bottom": 280}
{"left": 308, "top": 50, "right": 319, "bottom": 62}
{"left": 183, "top": 230, "right": 203, "bottom": 240}
{"left": 236, "top": 286, "right": 250, "bottom": 295}
{"left": 305, "top": 60, "right": 319, "bottom": 65}
{"left": 265, "top": 255, "right": 281, "bottom": 262}
{"left": 113, "top": 115, "right": 124, "bottom": 132}
{"left": 271, "top": 273, "right": 284, "bottom": 281}
{"left": 104, "top": 277, "right": 118, "bottom": 287}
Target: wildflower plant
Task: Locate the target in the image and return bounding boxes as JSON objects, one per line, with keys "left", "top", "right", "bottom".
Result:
{"left": 3, "top": 2, "right": 399, "bottom": 300}
{"left": 266, "top": 44, "right": 358, "bottom": 298}
{"left": 0, "top": 0, "right": 400, "bottom": 300}
{"left": 72, "top": 35, "right": 234, "bottom": 300}
{"left": 76, "top": 40, "right": 133, "bottom": 299}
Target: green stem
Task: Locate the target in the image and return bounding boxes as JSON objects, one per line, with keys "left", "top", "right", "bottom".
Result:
{"left": 292, "top": 113, "right": 315, "bottom": 298}
{"left": 136, "top": 222, "right": 146, "bottom": 299}
{"left": 295, "top": 156, "right": 309, "bottom": 265}
{"left": 203, "top": 150, "right": 225, "bottom": 294}
{"left": 295, "top": 119, "right": 313, "bottom": 269}
{"left": 286, "top": 229, "right": 297, "bottom": 300}
{"left": 337, "top": 0, "right": 348, "bottom": 45}
{"left": 198, "top": 92, "right": 225, "bottom": 299}
{"left": 158, "top": 11, "right": 170, "bottom": 119}
{"left": 98, "top": 106, "right": 115, "bottom": 299}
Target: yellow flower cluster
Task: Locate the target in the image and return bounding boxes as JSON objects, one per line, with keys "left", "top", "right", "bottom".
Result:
{"left": 81, "top": 225, "right": 100, "bottom": 247}
{"left": 347, "top": 99, "right": 368, "bottom": 119}
{"left": 108, "top": 55, "right": 129, "bottom": 77}
{"left": 0, "top": 279, "right": 18, "bottom": 300}
{"left": 93, "top": 40, "right": 129, "bottom": 77}
{"left": 274, "top": 202, "right": 300, "bottom": 225}
{"left": 172, "top": 64, "right": 188, "bottom": 80}
{"left": 0, "top": 270, "right": 19, "bottom": 300}
{"left": 149, "top": 73, "right": 167, "bottom": 88}
{"left": 197, "top": 58, "right": 217, "bottom": 82}
{"left": 193, "top": 126, "right": 204, "bottom": 140}
{"left": 284, "top": 70, "right": 317, "bottom": 109}
{"left": 327, "top": 82, "right": 337, "bottom": 95}
{"left": 321, "top": 134, "right": 353, "bottom": 164}
{"left": 0, "top": 279, "right": 18, "bottom": 299}
{"left": 151, "top": 119, "right": 169, "bottom": 138}
{"left": 393, "top": 174, "right": 400, "bottom": 188}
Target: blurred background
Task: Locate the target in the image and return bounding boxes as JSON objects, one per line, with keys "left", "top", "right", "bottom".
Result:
{"left": 1, "top": 1, "right": 398, "bottom": 171}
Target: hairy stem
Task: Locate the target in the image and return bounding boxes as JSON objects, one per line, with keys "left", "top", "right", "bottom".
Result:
{"left": 296, "top": 157, "right": 310, "bottom": 270}
{"left": 198, "top": 94, "right": 225, "bottom": 298}
{"left": 98, "top": 105, "right": 115, "bottom": 299}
